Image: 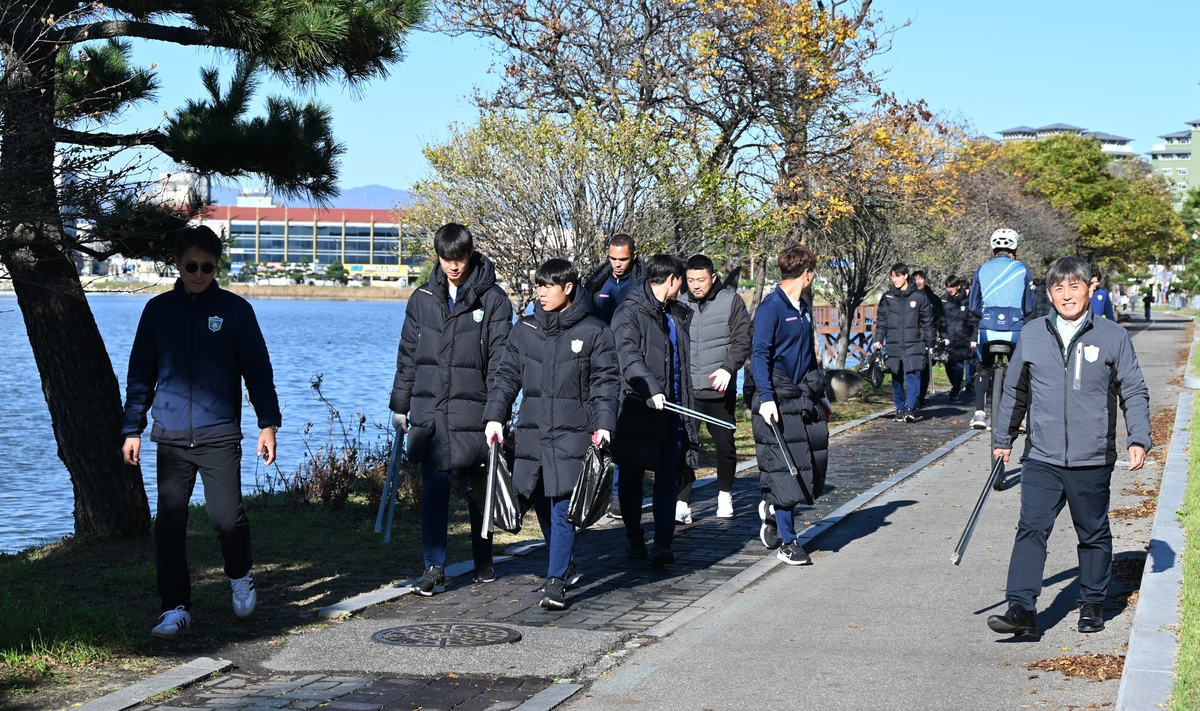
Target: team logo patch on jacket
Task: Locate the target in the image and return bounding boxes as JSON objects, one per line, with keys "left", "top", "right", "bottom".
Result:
{"left": 473, "top": 309, "right": 484, "bottom": 323}
{"left": 1084, "top": 345, "right": 1100, "bottom": 363}
{"left": 571, "top": 339, "right": 583, "bottom": 353}
{"left": 208, "top": 316, "right": 223, "bottom": 332}
{"left": 909, "top": 300, "right": 917, "bottom": 308}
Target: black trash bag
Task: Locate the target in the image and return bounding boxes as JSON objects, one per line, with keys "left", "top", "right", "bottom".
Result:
{"left": 486, "top": 443, "right": 523, "bottom": 534}
{"left": 859, "top": 347, "right": 887, "bottom": 390}
{"left": 566, "top": 443, "right": 614, "bottom": 530}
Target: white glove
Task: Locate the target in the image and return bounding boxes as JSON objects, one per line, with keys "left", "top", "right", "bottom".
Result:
{"left": 759, "top": 400, "right": 779, "bottom": 423}
{"left": 647, "top": 393, "right": 666, "bottom": 410}
{"left": 485, "top": 420, "right": 504, "bottom": 445}
{"left": 392, "top": 412, "right": 408, "bottom": 432}
{"left": 872, "top": 342, "right": 882, "bottom": 351}
{"left": 969, "top": 341, "right": 977, "bottom": 349}
{"left": 592, "top": 429, "right": 611, "bottom": 446}
{"left": 709, "top": 368, "right": 732, "bottom": 393}
{"left": 818, "top": 397, "right": 833, "bottom": 420}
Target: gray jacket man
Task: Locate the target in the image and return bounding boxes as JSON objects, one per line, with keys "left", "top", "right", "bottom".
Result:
{"left": 678, "top": 255, "right": 752, "bottom": 521}
{"left": 986, "top": 256, "right": 1151, "bottom": 641}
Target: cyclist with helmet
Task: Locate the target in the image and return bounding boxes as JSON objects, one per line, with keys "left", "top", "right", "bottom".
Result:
{"left": 968, "top": 228, "right": 1036, "bottom": 429}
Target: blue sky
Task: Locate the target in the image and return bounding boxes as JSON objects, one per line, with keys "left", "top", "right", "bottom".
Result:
{"left": 114, "top": 0, "right": 1199, "bottom": 193}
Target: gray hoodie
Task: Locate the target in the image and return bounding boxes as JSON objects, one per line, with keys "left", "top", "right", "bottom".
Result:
{"left": 994, "top": 311, "right": 1151, "bottom": 467}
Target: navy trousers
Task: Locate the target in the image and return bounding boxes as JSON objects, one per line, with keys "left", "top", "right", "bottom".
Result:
{"left": 419, "top": 436, "right": 492, "bottom": 572}
{"left": 891, "top": 368, "right": 921, "bottom": 411}
{"left": 531, "top": 477, "right": 576, "bottom": 581}
{"left": 1005, "top": 459, "right": 1113, "bottom": 611}
{"left": 619, "top": 414, "right": 684, "bottom": 550}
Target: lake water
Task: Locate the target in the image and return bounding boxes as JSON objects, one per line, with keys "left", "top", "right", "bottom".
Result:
{"left": 0, "top": 293, "right": 407, "bottom": 553}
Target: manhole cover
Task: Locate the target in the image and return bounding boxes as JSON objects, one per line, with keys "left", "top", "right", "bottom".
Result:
{"left": 372, "top": 623, "right": 523, "bottom": 648}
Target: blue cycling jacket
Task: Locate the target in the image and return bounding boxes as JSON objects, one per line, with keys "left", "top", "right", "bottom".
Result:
{"left": 969, "top": 256, "right": 1035, "bottom": 333}
{"left": 121, "top": 280, "right": 281, "bottom": 446}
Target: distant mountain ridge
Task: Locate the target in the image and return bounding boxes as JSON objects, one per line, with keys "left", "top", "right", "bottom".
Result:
{"left": 210, "top": 184, "right": 411, "bottom": 209}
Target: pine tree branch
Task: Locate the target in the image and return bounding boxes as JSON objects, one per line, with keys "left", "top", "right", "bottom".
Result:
{"left": 72, "top": 243, "right": 122, "bottom": 261}
{"left": 48, "top": 22, "right": 234, "bottom": 48}
{"left": 56, "top": 127, "right": 168, "bottom": 150}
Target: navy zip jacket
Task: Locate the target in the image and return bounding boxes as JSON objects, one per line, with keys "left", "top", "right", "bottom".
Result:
{"left": 751, "top": 287, "right": 820, "bottom": 404}
{"left": 122, "top": 280, "right": 281, "bottom": 446}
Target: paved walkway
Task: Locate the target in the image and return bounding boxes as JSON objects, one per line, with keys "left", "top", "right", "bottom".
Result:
{"left": 566, "top": 315, "right": 1186, "bottom": 711}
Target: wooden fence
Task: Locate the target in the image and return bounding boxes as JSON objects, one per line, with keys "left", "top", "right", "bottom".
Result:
{"left": 812, "top": 303, "right": 877, "bottom": 368}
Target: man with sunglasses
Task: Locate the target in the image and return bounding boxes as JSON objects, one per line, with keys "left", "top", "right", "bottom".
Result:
{"left": 122, "top": 225, "right": 281, "bottom": 640}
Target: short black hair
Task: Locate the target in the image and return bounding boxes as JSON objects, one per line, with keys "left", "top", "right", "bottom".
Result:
{"left": 608, "top": 233, "right": 636, "bottom": 252}
{"left": 174, "top": 225, "right": 223, "bottom": 261}
{"left": 911, "top": 269, "right": 927, "bottom": 281}
{"left": 1091, "top": 268, "right": 1102, "bottom": 281}
{"left": 778, "top": 245, "right": 817, "bottom": 280}
{"left": 646, "top": 253, "right": 686, "bottom": 285}
{"left": 945, "top": 274, "right": 962, "bottom": 288}
{"left": 433, "top": 223, "right": 474, "bottom": 260}
{"left": 686, "top": 254, "right": 715, "bottom": 273}
{"left": 535, "top": 258, "right": 579, "bottom": 300}
{"left": 890, "top": 262, "right": 909, "bottom": 277}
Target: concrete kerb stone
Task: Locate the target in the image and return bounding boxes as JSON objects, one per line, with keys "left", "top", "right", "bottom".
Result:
{"left": 77, "top": 657, "right": 233, "bottom": 711}
{"left": 319, "top": 400, "right": 904, "bottom": 620}
{"left": 1115, "top": 391, "right": 1192, "bottom": 711}
{"left": 512, "top": 682, "right": 584, "bottom": 711}
{"left": 1182, "top": 317, "right": 1200, "bottom": 390}
{"left": 643, "top": 426, "right": 980, "bottom": 639}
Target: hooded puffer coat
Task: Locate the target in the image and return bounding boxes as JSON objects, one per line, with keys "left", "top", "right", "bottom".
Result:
{"left": 940, "top": 290, "right": 978, "bottom": 362}
{"left": 610, "top": 280, "right": 699, "bottom": 471}
{"left": 482, "top": 291, "right": 620, "bottom": 497}
{"left": 390, "top": 252, "right": 513, "bottom": 470}
{"left": 873, "top": 283, "right": 935, "bottom": 374}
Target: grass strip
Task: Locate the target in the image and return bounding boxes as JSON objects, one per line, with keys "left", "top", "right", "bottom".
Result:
{"left": 1171, "top": 400, "right": 1200, "bottom": 710}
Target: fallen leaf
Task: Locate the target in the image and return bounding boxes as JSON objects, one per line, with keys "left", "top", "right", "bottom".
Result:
{"left": 848, "top": 624, "right": 857, "bottom": 628}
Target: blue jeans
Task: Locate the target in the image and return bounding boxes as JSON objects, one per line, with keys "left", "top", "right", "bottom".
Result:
{"left": 531, "top": 477, "right": 576, "bottom": 581}
{"left": 775, "top": 506, "right": 797, "bottom": 545}
{"left": 891, "top": 368, "right": 921, "bottom": 411}
{"left": 618, "top": 415, "right": 684, "bottom": 550}
{"left": 419, "top": 436, "right": 492, "bottom": 571}
{"left": 945, "top": 359, "right": 968, "bottom": 395}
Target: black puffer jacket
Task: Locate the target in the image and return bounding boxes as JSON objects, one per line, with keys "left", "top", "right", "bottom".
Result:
{"left": 483, "top": 291, "right": 620, "bottom": 498}
{"left": 390, "top": 253, "right": 514, "bottom": 470}
{"left": 940, "top": 290, "right": 978, "bottom": 362}
{"left": 610, "top": 280, "right": 699, "bottom": 471}
{"left": 1031, "top": 282, "right": 1054, "bottom": 319}
{"left": 748, "top": 368, "right": 829, "bottom": 508}
{"left": 920, "top": 285, "right": 945, "bottom": 335}
{"left": 873, "top": 283, "right": 935, "bottom": 373}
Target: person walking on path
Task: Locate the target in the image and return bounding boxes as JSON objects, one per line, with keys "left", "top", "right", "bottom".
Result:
{"left": 584, "top": 233, "right": 644, "bottom": 519}
{"left": 121, "top": 225, "right": 281, "bottom": 640}
{"left": 748, "top": 245, "right": 832, "bottom": 565}
{"left": 872, "top": 263, "right": 934, "bottom": 423}
{"left": 968, "top": 228, "right": 1035, "bottom": 429}
{"left": 676, "top": 254, "right": 752, "bottom": 523}
{"left": 483, "top": 259, "right": 619, "bottom": 610}
{"left": 939, "top": 275, "right": 977, "bottom": 402}
{"left": 390, "top": 223, "right": 514, "bottom": 596}
{"left": 1030, "top": 278, "right": 1054, "bottom": 320}
{"left": 611, "top": 254, "right": 698, "bottom": 566}
{"left": 987, "top": 256, "right": 1151, "bottom": 640}
{"left": 1089, "top": 271, "right": 1115, "bottom": 321}
{"left": 912, "top": 270, "right": 944, "bottom": 409}
{"left": 1143, "top": 292, "right": 1153, "bottom": 321}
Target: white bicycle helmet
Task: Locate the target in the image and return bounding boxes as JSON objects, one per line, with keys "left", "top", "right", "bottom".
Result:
{"left": 989, "top": 228, "right": 1020, "bottom": 251}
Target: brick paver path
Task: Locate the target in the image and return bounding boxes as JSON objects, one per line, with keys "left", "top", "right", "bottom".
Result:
{"left": 365, "top": 399, "right": 973, "bottom": 632}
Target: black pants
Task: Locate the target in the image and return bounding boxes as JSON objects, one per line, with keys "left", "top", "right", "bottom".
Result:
{"left": 1005, "top": 459, "right": 1113, "bottom": 611}
{"left": 974, "top": 348, "right": 1003, "bottom": 412}
{"left": 677, "top": 392, "right": 738, "bottom": 503}
{"left": 156, "top": 441, "right": 252, "bottom": 611}
{"left": 918, "top": 359, "right": 931, "bottom": 407}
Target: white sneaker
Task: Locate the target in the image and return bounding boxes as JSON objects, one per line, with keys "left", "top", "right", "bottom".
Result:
{"left": 231, "top": 572, "right": 257, "bottom": 618}
{"left": 970, "top": 410, "right": 988, "bottom": 430}
{"left": 716, "top": 491, "right": 734, "bottom": 519}
{"left": 151, "top": 606, "right": 191, "bottom": 640}
{"left": 675, "top": 501, "right": 692, "bottom": 525}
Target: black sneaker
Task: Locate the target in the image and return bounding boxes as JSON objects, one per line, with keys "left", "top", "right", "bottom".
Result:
{"left": 777, "top": 541, "right": 812, "bottom": 566}
{"left": 540, "top": 578, "right": 567, "bottom": 610}
{"left": 893, "top": 410, "right": 905, "bottom": 422}
{"left": 1078, "top": 602, "right": 1104, "bottom": 633}
{"left": 564, "top": 562, "right": 581, "bottom": 588}
{"left": 758, "top": 500, "right": 781, "bottom": 549}
{"left": 626, "top": 540, "right": 648, "bottom": 560}
{"left": 473, "top": 563, "right": 495, "bottom": 583}
{"left": 987, "top": 603, "right": 1039, "bottom": 639}
{"left": 903, "top": 410, "right": 917, "bottom": 423}
{"left": 607, "top": 499, "right": 623, "bottom": 519}
{"left": 413, "top": 566, "right": 446, "bottom": 597}
{"left": 649, "top": 546, "right": 676, "bottom": 566}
